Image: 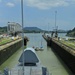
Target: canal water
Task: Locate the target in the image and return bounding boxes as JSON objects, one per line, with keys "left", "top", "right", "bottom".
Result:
{"left": 0, "top": 33, "right": 73, "bottom": 75}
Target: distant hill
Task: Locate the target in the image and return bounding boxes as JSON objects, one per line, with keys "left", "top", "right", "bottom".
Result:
{"left": 66, "top": 27, "right": 75, "bottom": 37}
{"left": 23, "top": 27, "right": 43, "bottom": 33}
{"left": 24, "top": 27, "right": 68, "bottom": 33}
{"left": 0, "top": 26, "right": 68, "bottom": 34}
{"left": 24, "top": 27, "right": 42, "bottom": 31}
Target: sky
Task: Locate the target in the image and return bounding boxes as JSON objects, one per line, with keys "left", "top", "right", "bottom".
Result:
{"left": 0, "top": 0, "right": 75, "bottom": 31}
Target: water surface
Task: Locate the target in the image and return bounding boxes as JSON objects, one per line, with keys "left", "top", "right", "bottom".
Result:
{"left": 0, "top": 33, "right": 73, "bottom": 75}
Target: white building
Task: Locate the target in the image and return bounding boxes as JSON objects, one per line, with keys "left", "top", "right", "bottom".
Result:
{"left": 7, "top": 22, "right": 22, "bottom": 35}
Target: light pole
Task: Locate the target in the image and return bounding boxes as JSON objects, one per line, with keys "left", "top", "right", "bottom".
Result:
{"left": 55, "top": 11, "right": 58, "bottom": 37}
{"left": 55, "top": 11, "right": 57, "bottom": 31}
{"left": 7, "top": 22, "right": 9, "bottom": 35}
{"left": 48, "top": 23, "right": 49, "bottom": 34}
{"left": 21, "top": 0, "right": 24, "bottom": 75}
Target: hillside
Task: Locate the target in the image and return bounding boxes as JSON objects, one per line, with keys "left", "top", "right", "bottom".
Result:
{"left": 23, "top": 27, "right": 43, "bottom": 33}
{"left": 0, "top": 26, "right": 68, "bottom": 34}
{"left": 66, "top": 27, "right": 75, "bottom": 37}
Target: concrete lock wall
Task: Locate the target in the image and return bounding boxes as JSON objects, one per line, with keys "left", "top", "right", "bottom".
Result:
{"left": 0, "top": 40, "right": 23, "bottom": 65}
{"left": 49, "top": 39, "right": 75, "bottom": 74}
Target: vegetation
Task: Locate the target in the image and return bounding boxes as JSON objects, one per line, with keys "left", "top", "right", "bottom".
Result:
{"left": 0, "top": 26, "right": 7, "bottom": 34}
{"left": 66, "top": 27, "right": 75, "bottom": 37}
{"left": 23, "top": 27, "right": 44, "bottom": 33}
{"left": 0, "top": 26, "right": 68, "bottom": 33}
{"left": 24, "top": 30, "right": 43, "bottom": 33}
{"left": 0, "top": 38, "right": 12, "bottom": 45}
{"left": 0, "top": 37, "right": 19, "bottom": 45}
{"left": 23, "top": 27, "right": 67, "bottom": 33}
{"left": 59, "top": 40, "right": 75, "bottom": 49}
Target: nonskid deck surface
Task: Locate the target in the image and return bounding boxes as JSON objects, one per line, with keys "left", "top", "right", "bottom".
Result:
{"left": 8, "top": 66, "right": 42, "bottom": 75}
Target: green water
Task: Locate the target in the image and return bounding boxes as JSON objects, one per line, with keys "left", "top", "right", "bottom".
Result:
{"left": 0, "top": 33, "right": 73, "bottom": 75}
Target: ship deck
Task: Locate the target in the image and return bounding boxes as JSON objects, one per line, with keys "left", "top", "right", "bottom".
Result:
{"left": 8, "top": 65, "right": 43, "bottom": 75}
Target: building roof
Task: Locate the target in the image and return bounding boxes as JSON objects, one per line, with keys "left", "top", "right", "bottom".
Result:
{"left": 8, "top": 22, "right": 21, "bottom": 27}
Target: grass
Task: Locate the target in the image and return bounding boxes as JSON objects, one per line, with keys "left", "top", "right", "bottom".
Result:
{"left": 59, "top": 40, "right": 75, "bottom": 49}
{"left": 0, "top": 38, "right": 12, "bottom": 45}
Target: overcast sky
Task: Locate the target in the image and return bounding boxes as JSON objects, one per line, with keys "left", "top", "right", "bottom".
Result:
{"left": 0, "top": 0, "right": 75, "bottom": 30}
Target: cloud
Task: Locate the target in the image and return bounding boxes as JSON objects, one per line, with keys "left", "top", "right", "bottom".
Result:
{"left": 22, "top": 0, "right": 75, "bottom": 10}
{"left": 6, "top": 2, "right": 15, "bottom": 7}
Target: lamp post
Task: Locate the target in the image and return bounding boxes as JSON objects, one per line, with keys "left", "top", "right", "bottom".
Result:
{"left": 7, "top": 22, "right": 9, "bottom": 35}
{"left": 48, "top": 23, "right": 49, "bottom": 34}
{"left": 21, "top": 0, "right": 24, "bottom": 75}
{"left": 55, "top": 11, "right": 58, "bottom": 37}
{"left": 55, "top": 11, "right": 57, "bottom": 31}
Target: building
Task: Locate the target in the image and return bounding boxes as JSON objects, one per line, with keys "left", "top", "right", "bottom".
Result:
{"left": 7, "top": 22, "right": 22, "bottom": 36}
